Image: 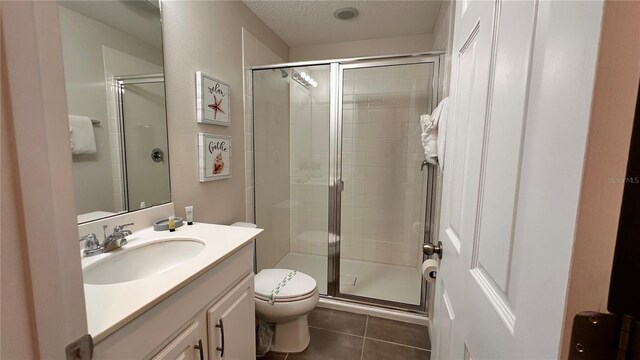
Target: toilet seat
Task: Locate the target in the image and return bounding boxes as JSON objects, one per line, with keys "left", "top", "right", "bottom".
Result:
{"left": 255, "top": 269, "right": 317, "bottom": 303}
{"left": 255, "top": 291, "right": 317, "bottom": 303}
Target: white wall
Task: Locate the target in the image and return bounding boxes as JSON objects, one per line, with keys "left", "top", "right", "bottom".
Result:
{"left": 432, "top": 0, "right": 453, "bottom": 51}
{"left": 1, "top": 42, "right": 39, "bottom": 359}
{"left": 58, "top": 5, "right": 163, "bottom": 215}
{"left": 2, "top": 2, "right": 89, "bottom": 356}
{"left": 289, "top": 33, "right": 434, "bottom": 62}
{"left": 162, "top": 1, "right": 289, "bottom": 226}
{"left": 431, "top": 0, "right": 455, "bottom": 96}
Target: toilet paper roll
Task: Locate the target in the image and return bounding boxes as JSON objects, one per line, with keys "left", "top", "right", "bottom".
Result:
{"left": 422, "top": 259, "right": 439, "bottom": 283}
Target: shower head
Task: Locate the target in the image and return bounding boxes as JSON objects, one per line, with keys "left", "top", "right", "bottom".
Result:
{"left": 280, "top": 69, "right": 289, "bottom": 78}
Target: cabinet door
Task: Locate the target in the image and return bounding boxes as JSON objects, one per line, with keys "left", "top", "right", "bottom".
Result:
{"left": 152, "top": 321, "right": 206, "bottom": 360}
{"left": 207, "top": 274, "right": 256, "bottom": 360}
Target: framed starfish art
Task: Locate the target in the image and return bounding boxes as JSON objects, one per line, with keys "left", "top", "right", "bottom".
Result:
{"left": 196, "top": 71, "right": 230, "bottom": 126}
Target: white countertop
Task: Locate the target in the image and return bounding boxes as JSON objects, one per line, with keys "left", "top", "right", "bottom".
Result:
{"left": 82, "top": 223, "right": 262, "bottom": 342}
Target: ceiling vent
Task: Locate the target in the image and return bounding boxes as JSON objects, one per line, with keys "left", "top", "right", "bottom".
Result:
{"left": 334, "top": 7, "right": 359, "bottom": 21}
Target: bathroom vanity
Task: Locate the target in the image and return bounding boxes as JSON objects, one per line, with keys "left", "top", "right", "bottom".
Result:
{"left": 82, "top": 223, "right": 262, "bottom": 359}
{"left": 56, "top": 2, "right": 262, "bottom": 356}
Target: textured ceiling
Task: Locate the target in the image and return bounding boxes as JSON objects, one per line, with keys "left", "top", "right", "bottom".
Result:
{"left": 242, "top": 0, "right": 443, "bottom": 47}
{"left": 59, "top": 0, "right": 162, "bottom": 49}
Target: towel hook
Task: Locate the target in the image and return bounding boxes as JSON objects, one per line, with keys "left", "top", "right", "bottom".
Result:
{"left": 421, "top": 160, "right": 429, "bottom": 171}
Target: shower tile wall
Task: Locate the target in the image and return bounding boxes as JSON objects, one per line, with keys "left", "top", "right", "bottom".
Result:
{"left": 253, "top": 69, "right": 290, "bottom": 271}
{"left": 243, "top": 29, "right": 290, "bottom": 271}
{"left": 340, "top": 65, "right": 432, "bottom": 267}
{"left": 242, "top": 28, "right": 286, "bottom": 222}
{"left": 289, "top": 67, "right": 331, "bottom": 257}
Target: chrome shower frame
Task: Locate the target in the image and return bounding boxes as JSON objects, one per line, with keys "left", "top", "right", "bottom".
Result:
{"left": 114, "top": 73, "right": 166, "bottom": 212}
{"left": 252, "top": 51, "right": 445, "bottom": 315}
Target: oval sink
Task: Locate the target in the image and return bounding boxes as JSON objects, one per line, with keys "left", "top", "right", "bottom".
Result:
{"left": 83, "top": 239, "right": 205, "bottom": 285}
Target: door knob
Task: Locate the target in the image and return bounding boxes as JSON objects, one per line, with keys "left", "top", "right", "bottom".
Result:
{"left": 423, "top": 241, "right": 443, "bottom": 259}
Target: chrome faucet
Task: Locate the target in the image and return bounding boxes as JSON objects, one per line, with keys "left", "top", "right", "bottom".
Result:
{"left": 82, "top": 223, "right": 134, "bottom": 257}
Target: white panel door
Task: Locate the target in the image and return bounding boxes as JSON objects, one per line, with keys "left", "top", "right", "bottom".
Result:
{"left": 431, "top": 0, "right": 604, "bottom": 358}
{"left": 207, "top": 274, "right": 256, "bottom": 360}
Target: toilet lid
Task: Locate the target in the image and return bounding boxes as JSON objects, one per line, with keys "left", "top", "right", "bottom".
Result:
{"left": 255, "top": 269, "right": 317, "bottom": 301}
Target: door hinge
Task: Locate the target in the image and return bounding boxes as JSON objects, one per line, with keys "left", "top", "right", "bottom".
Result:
{"left": 66, "top": 334, "right": 93, "bottom": 360}
{"left": 569, "top": 312, "right": 640, "bottom": 360}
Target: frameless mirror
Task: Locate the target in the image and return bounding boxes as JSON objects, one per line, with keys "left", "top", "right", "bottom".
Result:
{"left": 57, "top": 0, "right": 170, "bottom": 224}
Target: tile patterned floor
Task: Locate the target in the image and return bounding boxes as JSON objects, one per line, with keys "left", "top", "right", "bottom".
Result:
{"left": 259, "top": 308, "right": 430, "bottom": 360}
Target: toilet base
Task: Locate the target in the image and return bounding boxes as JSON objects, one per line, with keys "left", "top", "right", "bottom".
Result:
{"left": 270, "top": 314, "right": 311, "bottom": 353}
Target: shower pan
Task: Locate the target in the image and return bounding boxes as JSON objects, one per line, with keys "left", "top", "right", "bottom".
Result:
{"left": 253, "top": 53, "right": 443, "bottom": 313}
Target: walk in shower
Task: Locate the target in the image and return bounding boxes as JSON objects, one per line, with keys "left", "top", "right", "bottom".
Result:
{"left": 253, "top": 53, "right": 442, "bottom": 312}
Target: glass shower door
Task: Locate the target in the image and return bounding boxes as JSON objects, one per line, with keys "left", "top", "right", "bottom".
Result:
{"left": 253, "top": 65, "right": 331, "bottom": 295}
{"left": 336, "top": 60, "right": 437, "bottom": 307}
{"left": 120, "top": 77, "right": 170, "bottom": 211}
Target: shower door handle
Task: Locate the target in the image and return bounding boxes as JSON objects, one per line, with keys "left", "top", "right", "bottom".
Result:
{"left": 337, "top": 179, "right": 345, "bottom": 193}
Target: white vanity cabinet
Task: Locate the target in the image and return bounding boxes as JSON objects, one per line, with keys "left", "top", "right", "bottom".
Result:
{"left": 92, "top": 243, "right": 256, "bottom": 360}
{"left": 152, "top": 320, "right": 207, "bottom": 360}
{"left": 207, "top": 274, "right": 256, "bottom": 360}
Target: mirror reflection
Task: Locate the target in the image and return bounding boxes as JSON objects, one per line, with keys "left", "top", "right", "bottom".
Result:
{"left": 57, "top": 0, "right": 170, "bottom": 224}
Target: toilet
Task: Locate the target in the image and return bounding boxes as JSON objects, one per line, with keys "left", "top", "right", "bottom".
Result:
{"left": 231, "top": 223, "right": 319, "bottom": 353}
{"left": 255, "top": 269, "right": 319, "bottom": 353}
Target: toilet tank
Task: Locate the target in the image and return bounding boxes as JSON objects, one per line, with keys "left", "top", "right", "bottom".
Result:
{"left": 231, "top": 222, "right": 257, "bottom": 228}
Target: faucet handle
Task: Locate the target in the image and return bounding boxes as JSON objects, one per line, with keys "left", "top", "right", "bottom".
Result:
{"left": 80, "top": 233, "right": 98, "bottom": 245}
{"left": 114, "top": 223, "right": 134, "bottom": 232}
{"left": 81, "top": 233, "right": 101, "bottom": 256}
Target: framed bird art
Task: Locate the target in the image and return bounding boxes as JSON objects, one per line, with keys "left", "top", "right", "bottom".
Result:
{"left": 196, "top": 71, "right": 230, "bottom": 126}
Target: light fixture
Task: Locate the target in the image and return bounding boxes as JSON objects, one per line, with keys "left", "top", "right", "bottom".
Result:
{"left": 334, "top": 7, "right": 359, "bottom": 21}
{"left": 291, "top": 70, "right": 316, "bottom": 89}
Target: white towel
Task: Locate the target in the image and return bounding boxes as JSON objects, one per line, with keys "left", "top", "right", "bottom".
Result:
{"left": 419, "top": 98, "right": 450, "bottom": 169}
{"left": 434, "top": 98, "right": 449, "bottom": 170}
{"left": 68, "top": 115, "right": 97, "bottom": 155}
{"left": 420, "top": 114, "right": 438, "bottom": 165}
